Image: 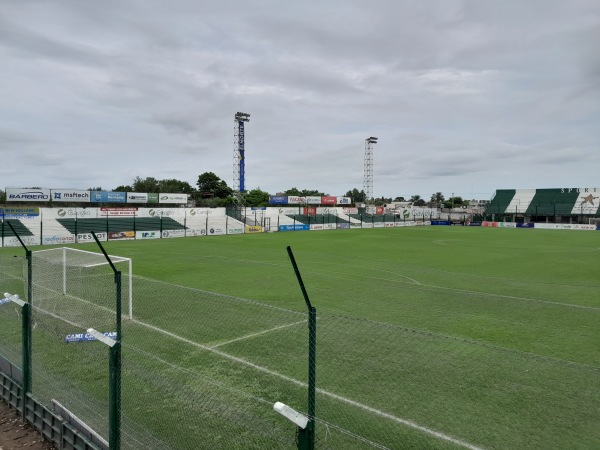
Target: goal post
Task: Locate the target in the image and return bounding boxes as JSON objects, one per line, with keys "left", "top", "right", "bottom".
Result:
{"left": 31, "top": 247, "right": 133, "bottom": 321}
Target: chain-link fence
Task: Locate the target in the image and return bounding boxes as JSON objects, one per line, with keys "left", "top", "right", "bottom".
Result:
{"left": 1, "top": 245, "right": 599, "bottom": 449}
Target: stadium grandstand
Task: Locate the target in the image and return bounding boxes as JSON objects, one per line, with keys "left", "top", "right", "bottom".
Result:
{"left": 484, "top": 188, "right": 600, "bottom": 224}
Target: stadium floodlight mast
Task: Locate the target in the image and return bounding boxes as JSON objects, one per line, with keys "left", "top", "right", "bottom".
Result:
{"left": 233, "top": 112, "right": 251, "bottom": 205}
{"left": 363, "top": 137, "right": 378, "bottom": 204}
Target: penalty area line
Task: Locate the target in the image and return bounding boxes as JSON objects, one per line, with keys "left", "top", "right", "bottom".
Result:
{"left": 209, "top": 320, "right": 307, "bottom": 349}
{"left": 133, "top": 318, "right": 484, "bottom": 450}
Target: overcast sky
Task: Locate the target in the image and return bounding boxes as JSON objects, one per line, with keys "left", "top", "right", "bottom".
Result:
{"left": 1, "top": 0, "right": 598, "bottom": 201}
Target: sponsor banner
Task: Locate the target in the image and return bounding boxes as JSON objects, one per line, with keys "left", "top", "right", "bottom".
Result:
{"left": 516, "top": 222, "right": 535, "bottom": 228}
{"left": 147, "top": 193, "right": 159, "bottom": 204}
{"left": 373, "top": 222, "right": 384, "bottom": 228}
{"left": 321, "top": 196, "right": 337, "bottom": 205}
{"left": 304, "top": 207, "right": 317, "bottom": 216}
{"left": 108, "top": 231, "right": 135, "bottom": 240}
{"left": 269, "top": 195, "right": 288, "bottom": 204}
{"left": 278, "top": 224, "right": 310, "bottom": 231}
{"left": 350, "top": 222, "right": 362, "bottom": 228}
{"left": 186, "top": 228, "right": 207, "bottom": 237}
{"left": 384, "top": 222, "right": 395, "bottom": 227}
{"left": 159, "top": 193, "right": 188, "bottom": 204}
{"left": 310, "top": 224, "right": 324, "bottom": 231}
{"left": 431, "top": 220, "right": 451, "bottom": 226}
{"left": 499, "top": 222, "right": 516, "bottom": 228}
{"left": 250, "top": 207, "right": 267, "bottom": 210}
{"left": 42, "top": 235, "right": 76, "bottom": 245}
{"left": 375, "top": 207, "right": 385, "bottom": 215}
{"left": 466, "top": 222, "right": 482, "bottom": 226}
{"left": 227, "top": 227, "right": 244, "bottom": 235}
{"left": 51, "top": 208, "right": 94, "bottom": 219}
{"left": 566, "top": 224, "right": 597, "bottom": 231}
{"left": 77, "top": 232, "right": 107, "bottom": 243}
{"left": 361, "top": 223, "right": 374, "bottom": 228}
{"left": 206, "top": 227, "right": 225, "bottom": 236}
{"left": 3, "top": 236, "right": 41, "bottom": 247}
{"left": 6, "top": 188, "right": 51, "bottom": 202}
{"left": 278, "top": 207, "right": 300, "bottom": 215}
{"left": 305, "top": 196, "right": 322, "bottom": 205}
{"left": 336, "top": 223, "right": 350, "bottom": 229}
{"left": 0, "top": 207, "right": 40, "bottom": 217}
{"left": 65, "top": 331, "right": 117, "bottom": 343}
{"left": 343, "top": 207, "right": 358, "bottom": 214}
{"left": 91, "top": 191, "right": 126, "bottom": 203}
{"left": 136, "top": 231, "right": 160, "bottom": 240}
{"left": 188, "top": 208, "right": 218, "bottom": 216}
{"left": 287, "top": 196, "right": 306, "bottom": 205}
{"left": 127, "top": 193, "right": 148, "bottom": 203}
{"left": 100, "top": 207, "right": 138, "bottom": 217}
{"left": 323, "top": 223, "right": 336, "bottom": 230}
{"left": 51, "top": 189, "right": 90, "bottom": 202}
{"left": 245, "top": 225, "right": 263, "bottom": 233}
{"left": 161, "top": 230, "right": 185, "bottom": 238}
{"left": 336, "top": 196, "right": 351, "bottom": 205}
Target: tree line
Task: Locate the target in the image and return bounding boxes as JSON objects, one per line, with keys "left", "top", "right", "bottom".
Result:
{"left": 0, "top": 177, "right": 473, "bottom": 209}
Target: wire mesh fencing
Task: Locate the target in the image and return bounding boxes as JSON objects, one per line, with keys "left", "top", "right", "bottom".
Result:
{"left": 1, "top": 245, "right": 600, "bottom": 449}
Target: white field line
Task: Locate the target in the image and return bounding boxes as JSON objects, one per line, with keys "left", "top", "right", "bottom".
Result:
{"left": 208, "top": 320, "right": 307, "bottom": 349}
{"left": 133, "top": 317, "right": 484, "bottom": 450}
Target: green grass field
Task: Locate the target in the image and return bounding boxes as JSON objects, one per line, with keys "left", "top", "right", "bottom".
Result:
{"left": 1, "top": 226, "right": 599, "bottom": 449}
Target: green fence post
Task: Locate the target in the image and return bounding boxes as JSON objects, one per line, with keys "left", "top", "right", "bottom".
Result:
{"left": 287, "top": 247, "right": 316, "bottom": 450}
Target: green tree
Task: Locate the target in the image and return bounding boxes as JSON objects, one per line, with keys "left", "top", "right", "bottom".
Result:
{"left": 345, "top": 188, "right": 366, "bottom": 203}
{"left": 393, "top": 196, "right": 405, "bottom": 202}
{"left": 0, "top": 189, "right": 5, "bottom": 204}
{"left": 430, "top": 192, "right": 445, "bottom": 207}
{"left": 244, "top": 188, "right": 270, "bottom": 207}
{"left": 197, "top": 172, "right": 232, "bottom": 198}
{"left": 158, "top": 178, "right": 195, "bottom": 194}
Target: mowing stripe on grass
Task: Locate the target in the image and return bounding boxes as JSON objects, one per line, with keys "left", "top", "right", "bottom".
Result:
{"left": 134, "top": 317, "right": 484, "bottom": 450}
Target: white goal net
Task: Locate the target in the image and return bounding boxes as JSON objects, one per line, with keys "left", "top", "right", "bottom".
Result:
{"left": 31, "top": 247, "right": 133, "bottom": 330}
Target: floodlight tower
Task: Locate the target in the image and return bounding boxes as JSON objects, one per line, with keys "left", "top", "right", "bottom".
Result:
{"left": 233, "top": 112, "right": 251, "bottom": 196}
{"left": 363, "top": 137, "right": 378, "bottom": 203}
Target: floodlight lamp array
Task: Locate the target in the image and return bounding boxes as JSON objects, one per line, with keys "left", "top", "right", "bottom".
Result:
{"left": 367, "top": 137, "right": 378, "bottom": 144}
{"left": 235, "top": 112, "right": 251, "bottom": 122}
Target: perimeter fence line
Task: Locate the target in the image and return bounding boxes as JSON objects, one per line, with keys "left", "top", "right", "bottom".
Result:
{"left": 1, "top": 243, "right": 600, "bottom": 449}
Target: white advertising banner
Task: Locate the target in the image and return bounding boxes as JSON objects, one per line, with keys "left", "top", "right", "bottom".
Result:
{"left": 186, "top": 228, "right": 207, "bottom": 237}
{"left": 373, "top": 222, "right": 384, "bottom": 228}
{"left": 161, "top": 230, "right": 185, "bottom": 238}
{"left": 136, "top": 230, "right": 160, "bottom": 239}
{"left": 227, "top": 226, "right": 244, "bottom": 235}
{"left": 277, "top": 207, "right": 300, "bottom": 215}
{"left": 76, "top": 232, "right": 108, "bottom": 243}
{"left": 342, "top": 207, "right": 358, "bottom": 214}
{"left": 3, "top": 235, "right": 41, "bottom": 247}
{"left": 42, "top": 235, "right": 76, "bottom": 245}
{"left": 51, "top": 189, "right": 90, "bottom": 202}
{"left": 158, "top": 193, "right": 188, "bottom": 204}
{"left": 287, "top": 196, "right": 306, "bottom": 205}
{"left": 306, "top": 196, "right": 322, "bottom": 205}
{"left": 45, "top": 208, "right": 97, "bottom": 219}
{"left": 127, "top": 193, "right": 148, "bottom": 203}
{"left": 310, "top": 224, "right": 324, "bottom": 231}
{"left": 206, "top": 226, "right": 226, "bottom": 236}
{"left": 6, "top": 188, "right": 51, "bottom": 202}
{"left": 336, "top": 197, "right": 351, "bottom": 205}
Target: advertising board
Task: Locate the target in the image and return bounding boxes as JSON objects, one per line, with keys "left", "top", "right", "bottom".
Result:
{"left": 91, "top": 191, "right": 126, "bottom": 203}
{"left": 245, "top": 225, "right": 263, "bottom": 233}
{"left": 6, "top": 188, "right": 50, "bottom": 202}
{"left": 321, "top": 196, "right": 336, "bottom": 205}
{"left": 305, "top": 196, "right": 322, "bottom": 205}
{"left": 159, "top": 193, "right": 188, "bottom": 204}
{"left": 127, "top": 193, "right": 148, "bottom": 203}
{"left": 336, "top": 196, "right": 351, "bottom": 205}
{"left": 269, "top": 196, "right": 287, "bottom": 204}
{"left": 77, "top": 232, "right": 107, "bottom": 243}
{"left": 136, "top": 231, "right": 160, "bottom": 240}
{"left": 278, "top": 224, "right": 310, "bottom": 231}
{"left": 51, "top": 189, "right": 90, "bottom": 202}
{"left": 287, "top": 196, "right": 306, "bottom": 205}
{"left": 161, "top": 230, "right": 185, "bottom": 238}
{"left": 108, "top": 231, "right": 135, "bottom": 240}
{"left": 0, "top": 207, "right": 40, "bottom": 217}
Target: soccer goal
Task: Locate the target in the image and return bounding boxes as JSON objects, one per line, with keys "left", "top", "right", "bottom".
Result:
{"left": 31, "top": 247, "right": 133, "bottom": 324}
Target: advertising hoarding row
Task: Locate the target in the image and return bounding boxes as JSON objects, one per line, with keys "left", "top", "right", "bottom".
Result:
{"left": 269, "top": 195, "right": 351, "bottom": 205}
{"left": 6, "top": 188, "right": 188, "bottom": 204}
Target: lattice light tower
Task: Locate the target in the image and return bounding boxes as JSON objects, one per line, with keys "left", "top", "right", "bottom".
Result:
{"left": 233, "top": 112, "right": 250, "bottom": 196}
{"left": 363, "top": 137, "right": 378, "bottom": 203}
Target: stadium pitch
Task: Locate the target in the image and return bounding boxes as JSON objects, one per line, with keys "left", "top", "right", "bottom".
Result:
{"left": 1, "top": 226, "right": 598, "bottom": 449}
